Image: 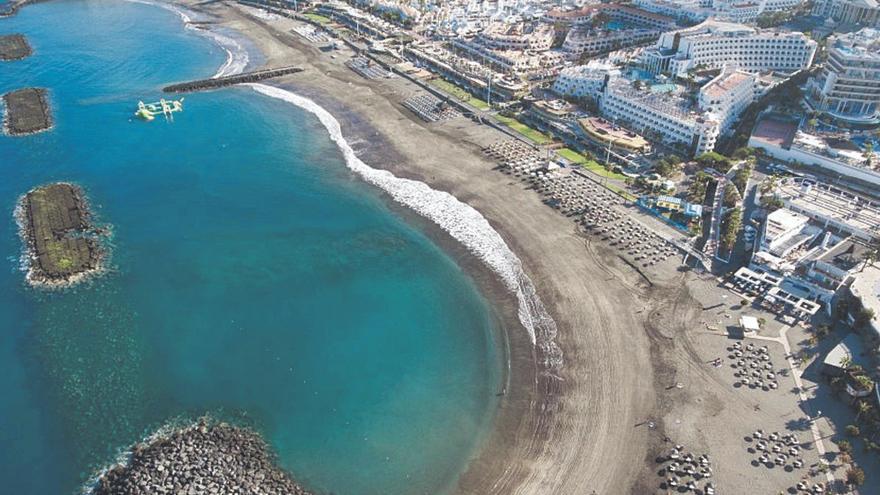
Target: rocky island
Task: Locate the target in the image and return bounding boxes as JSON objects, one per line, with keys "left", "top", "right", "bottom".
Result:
{"left": 0, "top": 34, "right": 31, "bottom": 61}
{"left": 92, "top": 420, "right": 313, "bottom": 495}
{"left": 17, "top": 183, "right": 104, "bottom": 287}
{"left": 3, "top": 87, "right": 52, "bottom": 135}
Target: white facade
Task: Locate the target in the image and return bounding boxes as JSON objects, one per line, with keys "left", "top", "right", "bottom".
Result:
{"left": 760, "top": 208, "right": 811, "bottom": 256}
{"left": 636, "top": 0, "right": 804, "bottom": 21}
{"left": 749, "top": 127, "right": 880, "bottom": 188}
{"left": 476, "top": 21, "right": 554, "bottom": 51}
{"left": 562, "top": 27, "right": 661, "bottom": 57}
{"left": 806, "top": 28, "right": 880, "bottom": 123}
{"left": 644, "top": 20, "right": 817, "bottom": 77}
{"left": 552, "top": 61, "right": 620, "bottom": 99}
{"left": 633, "top": 0, "right": 710, "bottom": 21}
{"left": 812, "top": 0, "right": 880, "bottom": 28}
{"left": 699, "top": 69, "right": 758, "bottom": 132}
{"left": 600, "top": 78, "right": 721, "bottom": 155}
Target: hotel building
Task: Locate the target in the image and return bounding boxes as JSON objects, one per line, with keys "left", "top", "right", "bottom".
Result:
{"left": 812, "top": 0, "right": 880, "bottom": 27}
{"left": 552, "top": 61, "right": 621, "bottom": 100}
{"left": 597, "top": 68, "right": 756, "bottom": 155}
{"left": 643, "top": 20, "right": 817, "bottom": 77}
{"left": 806, "top": 28, "right": 880, "bottom": 124}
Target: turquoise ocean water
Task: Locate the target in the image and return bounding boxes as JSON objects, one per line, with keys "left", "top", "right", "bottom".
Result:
{"left": 0, "top": 1, "right": 502, "bottom": 493}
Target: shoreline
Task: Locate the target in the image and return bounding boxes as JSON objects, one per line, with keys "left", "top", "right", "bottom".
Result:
{"left": 167, "top": 1, "right": 671, "bottom": 493}
{"left": 173, "top": 2, "right": 656, "bottom": 493}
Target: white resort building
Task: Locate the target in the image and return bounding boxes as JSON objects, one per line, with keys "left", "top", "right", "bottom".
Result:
{"left": 760, "top": 208, "right": 812, "bottom": 257}
{"left": 596, "top": 68, "right": 757, "bottom": 155}
{"left": 552, "top": 60, "right": 621, "bottom": 100}
{"left": 806, "top": 28, "right": 880, "bottom": 124}
{"left": 644, "top": 20, "right": 817, "bottom": 77}
{"left": 636, "top": 0, "right": 805, "bottom": 22}
{"left": 599, "top": 79, "right": 719, "bottom": 155}
{"left": 699, "top": 69, "right": 759, "bottom": 131}
{"left": 812, "top": 0, "right": 880, "bottom": 28}
{"left": 475, "top": 21, "right": 555, "bottom": 52}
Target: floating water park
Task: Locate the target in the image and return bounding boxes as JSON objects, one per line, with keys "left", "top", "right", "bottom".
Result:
{"left": 135, "top": 98, "right": 184, "bottom": 121}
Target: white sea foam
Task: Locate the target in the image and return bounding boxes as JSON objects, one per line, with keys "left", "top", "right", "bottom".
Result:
{"left": 247, "top": 83, "right": 562, "bottom": 365}
{"left": 138, "top": 0, "right": 562, "bottom": 367}
{"left": 124, "top": 0, "right": 249, "bottom": 78}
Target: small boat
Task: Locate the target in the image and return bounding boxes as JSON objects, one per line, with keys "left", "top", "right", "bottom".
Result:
{"left": 135, "top": 98, "right": 184, "bottom": 121}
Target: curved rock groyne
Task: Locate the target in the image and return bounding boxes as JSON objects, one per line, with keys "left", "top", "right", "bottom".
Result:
{"left": 92, "top": 421, "right": 312, "bottom": 495}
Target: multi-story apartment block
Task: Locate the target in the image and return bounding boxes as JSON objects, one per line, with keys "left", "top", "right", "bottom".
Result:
{"left": 544, "top": 3, "right": 677, "bottom": 30}
{"left": 552, "top": 61, "right": 621, "bottom": 100}
{"left": 451, "top": 37, "right": 564, "bottom": 76}
{"left": 806, "top": 28, "right": 880, "bottom": 124}
{"left": 562, "top": 27, "right": 662, "bottom": 58}
{"left": 636, "top": 0, "right": 804, "bottom": 22}
{"left": 633, "top": 0, "right": 710, "bottom": 22}
{"left": 699, "top": 69, "right": 758, "bottom": 131}
{"left": 644, "top": 20, "right": 817, "bottom": 77}
{"left": 476, "top": 22, "right": 555, "bottom": 52}
{"left": 812, "top": 0, "right": 880, "bottom": 28}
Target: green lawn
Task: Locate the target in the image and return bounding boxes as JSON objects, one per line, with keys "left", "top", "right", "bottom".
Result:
{"left": 428, "top": 79, "right": 490, "bottom": 110}
{"left": 606, "top": 184, "right": 638, "bottom": 202}
{"left": 303, "top": 13, "right": 332, "bottom": 25}
{"left": 557, "top": 148, "right": 587, "bottom": 164}
{"left": 556, "top": 148, "right": 628, "bottom": 181}
{"left": 495, "top": 115, "right": 552, "bottom": 145}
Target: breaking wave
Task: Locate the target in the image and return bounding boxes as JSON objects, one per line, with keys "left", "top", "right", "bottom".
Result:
{"left": 124, "top": 0, "right": 248, "bottom": 77}
{"left": 140, "top": 0, "right": 562, "bottom": 371}
{"left": 247, "top": 84, "right": 563, "bottom": 369}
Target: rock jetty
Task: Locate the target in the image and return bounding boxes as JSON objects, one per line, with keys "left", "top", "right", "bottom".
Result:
{"left": 92, "top": 421, "right": 313, "bottom": 495}
{"left": 162, "top": 66, "right": 304, "bottom": 93}
{"left": 0, "top": 0, "right": 39, "bottom": 18}
{"left": 3, "top": 87, "right": 52, "bottom": 135}
{"left": 0, "top": 34, "right": 31, "bottom": 61}
{"left": 17, "top": 183, "right": 104, "bottom": 287}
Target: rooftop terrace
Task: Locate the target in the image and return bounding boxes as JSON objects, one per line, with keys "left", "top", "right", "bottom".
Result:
{"left": 777, "top": 178, "right": 880, "bottom": 241}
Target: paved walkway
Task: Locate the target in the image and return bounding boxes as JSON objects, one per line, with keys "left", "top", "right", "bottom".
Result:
{"left": 748, "top": 325, "right": 836, "bottom": 486}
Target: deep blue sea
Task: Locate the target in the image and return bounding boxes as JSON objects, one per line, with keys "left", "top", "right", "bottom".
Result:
{"left": 0, "top": 1, "right": 502, "bottom": 494}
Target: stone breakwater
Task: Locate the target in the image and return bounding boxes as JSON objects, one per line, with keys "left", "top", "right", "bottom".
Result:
{"left": 92, "top": 421, "right": 312, "bottom": 495}
{"left": 0, "top": 34, "right": 32, "bottom": 61}
{"left": 16, "top": 183, "right": 105, "bottom": 288}
{"left": 162, "top": 66, "right": 303, "bottom": 93}
{"left": 3, "top": 87, "right": 52, "bottom": 136}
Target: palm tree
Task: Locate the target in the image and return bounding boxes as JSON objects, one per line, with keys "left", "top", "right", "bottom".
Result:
{"left": 840, "top": 355, "right": 853, "bottom": 369}
{"left": 856, "top": 401, "right": 873, "bottom": 423}
{"left": 860, "top": 238, "right": 880, "bottom": 272}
